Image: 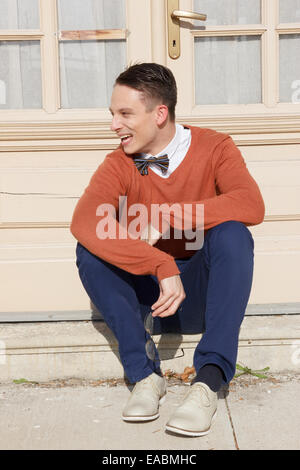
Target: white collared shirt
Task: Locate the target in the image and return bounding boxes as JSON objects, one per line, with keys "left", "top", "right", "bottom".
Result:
{"left": 141, "top": 124, "right": 191, "bottom": 178}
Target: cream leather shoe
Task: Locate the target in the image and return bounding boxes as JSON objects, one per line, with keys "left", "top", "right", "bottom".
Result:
{"left": 165, "top": 382, "right": 218, "bottom": 437}
{"left": 122, "top": 373, "right": 167, "bottom": 422}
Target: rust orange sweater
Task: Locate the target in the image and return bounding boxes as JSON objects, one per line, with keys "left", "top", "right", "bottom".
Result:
{"left": 70, "top": 126, "right": 265, "bottom": 281}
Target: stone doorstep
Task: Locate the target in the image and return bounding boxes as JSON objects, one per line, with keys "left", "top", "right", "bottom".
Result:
{"left": 0, "top": 315, "right": 299, "bottom": 383}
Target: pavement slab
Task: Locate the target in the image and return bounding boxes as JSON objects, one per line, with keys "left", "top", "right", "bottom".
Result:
{"left": 0, "top": 373, "right": 299, "bottom": 451}
{"left": 226, "top": 374, "right": 300, "bottom": 450}
{"left": 0, "top": 383, "right": 235, "bottom": 450}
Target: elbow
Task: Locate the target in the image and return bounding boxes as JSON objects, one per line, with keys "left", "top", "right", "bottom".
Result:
{"left": 248, "top": 197, "right": 265, "bottom": 226}
{"left": 252, "top": 212, "right": 264, "bottom": 226}
{"left": 256, "top": 195, "right": 266, "bottom": 224}
{"left": 70, "top": 215, "right": 81, "bottom": 240}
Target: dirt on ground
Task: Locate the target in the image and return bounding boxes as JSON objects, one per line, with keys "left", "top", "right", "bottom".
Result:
{"left": 1, "top": 366, "right": 299, "bottom": 392}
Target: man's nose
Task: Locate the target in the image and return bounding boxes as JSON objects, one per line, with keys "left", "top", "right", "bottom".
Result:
{"left": 110, "top": 115, "right": 122, "bottom": 132}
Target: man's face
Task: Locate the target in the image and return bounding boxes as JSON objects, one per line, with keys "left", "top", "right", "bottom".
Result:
{"left": 110, "top": 84, "right": 161, "bottom": 155}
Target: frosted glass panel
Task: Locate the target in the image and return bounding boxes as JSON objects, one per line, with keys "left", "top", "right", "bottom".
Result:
{"left": 58, "top": 0, "right": 126, "bottom": 109}
{"left": 279, "top": 35, "right": 300, "bottom": 102}
{"left": 60, "top": 40, "right": 126, "bottom": 108}
{"left": 279, "top": 0, "right": 300, "bottom": 22}
{"left": 58, "top": 0, "right": 126, "bottom": 29}
{"left": 195, "top": 36, "right": 261, "bottom": 105}
{"left": 194, "top": 0, "right": 261, "bottom": 25}
{"left": 0, "top": 41, "right": 42, "bottom": 109}
{"left": 0, "top": 0, "right": 39, "bottom": 29}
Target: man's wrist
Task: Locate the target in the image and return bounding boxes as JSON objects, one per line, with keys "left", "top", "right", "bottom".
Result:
{"left": 156, "top": 259, "right": 180, "bottom": 282}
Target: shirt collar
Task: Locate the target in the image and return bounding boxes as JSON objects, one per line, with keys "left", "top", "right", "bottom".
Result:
{"left": 141, "top": 124, "right": 183, "bottom": 161}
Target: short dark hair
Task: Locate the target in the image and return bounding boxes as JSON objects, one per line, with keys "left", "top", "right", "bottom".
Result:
{"left": 115, "top": 63, "right": 177, "bottom": 122}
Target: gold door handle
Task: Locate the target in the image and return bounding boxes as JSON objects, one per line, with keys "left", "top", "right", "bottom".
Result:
{"left": 171, "top": 10, "right": 207, "bottom": 21}
{"left": 167, "top": 0, "right": 207, "bottom": 60}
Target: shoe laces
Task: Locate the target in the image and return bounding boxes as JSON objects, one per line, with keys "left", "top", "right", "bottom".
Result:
{"left": 183, "top": 383, "right": 211, "bottom": 408}
{"left": 133, "top": 376, "right": 158, "bottom": 398}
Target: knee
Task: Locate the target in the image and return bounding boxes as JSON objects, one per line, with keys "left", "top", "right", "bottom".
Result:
{"left": 76, "top": 242, "right": 89, "bottom": 267}
{"left": 76, "top": 242, "right": 105, "bottom": 274}
{"left": 208, "top": 221, "right": 254, "bottom": 260}
{"left": 75, "top": 243, "right": 132, "bottom": 284}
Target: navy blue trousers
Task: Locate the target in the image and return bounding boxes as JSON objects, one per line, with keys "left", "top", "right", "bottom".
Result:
{"left": 75, "top": 221, "right": 254, "bottom": 385}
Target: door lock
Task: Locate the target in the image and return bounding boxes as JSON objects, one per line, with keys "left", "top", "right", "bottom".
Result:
{"left": 167, "top": 0, "right": 207, "bottom": 59}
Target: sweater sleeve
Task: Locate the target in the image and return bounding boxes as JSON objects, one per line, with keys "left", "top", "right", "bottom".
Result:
{"left": 70, "top": 153, "right": 180, "bottom": 281}
{"left": 159, "top": 136, "right": 265, "bottom": 231}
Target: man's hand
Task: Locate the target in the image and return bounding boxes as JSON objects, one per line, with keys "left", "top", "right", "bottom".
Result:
{"left": 151, "top": 274, "right": 186, "bottom": 318}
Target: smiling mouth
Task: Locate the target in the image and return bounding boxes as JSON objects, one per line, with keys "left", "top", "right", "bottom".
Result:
{"left": 120, "top": 134, "right": 133, "bottom": 145}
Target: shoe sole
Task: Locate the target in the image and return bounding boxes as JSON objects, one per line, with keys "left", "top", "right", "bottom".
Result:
{"left": 122, "top": 394, "right": 166, "bottom": 422}
{"left": 165, "top": 410, "right": 217, "bottom": 437}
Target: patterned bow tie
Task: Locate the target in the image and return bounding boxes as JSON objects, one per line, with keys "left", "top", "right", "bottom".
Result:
{"left": 133, "top": 154, "right": 169, "bottom": 176}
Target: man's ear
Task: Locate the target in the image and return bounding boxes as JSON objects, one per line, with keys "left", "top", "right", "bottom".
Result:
{"left": 156, "top": 104, "right": 169, "bottom": 126}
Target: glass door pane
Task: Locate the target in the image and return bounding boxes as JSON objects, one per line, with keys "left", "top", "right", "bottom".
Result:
{"left": 279, "top": 34, "right": 300, "bottom": 102}
{"left": 59, "top": 40, "right": 126, "bottom": 108}
{"left": 0, "top": 41, "right": 42, "bottom": 109}
{"left": 195, "top": 35, "right": 262, "bottom": 105}
{"left": 0, "top": 0, "right": 40, "bottom": 29}
{"left": 193, "top": 1, "right": 262, "bottom": 106}
{"left": 279, "top": 0, "right": 300, "bottom": 23}
{"left": 58, "top": 0, "right": 125, "bottom": 29}
{"left": 194, "top": 0, "right": 261, "bottom": 25}
{"left": 58, "top": 0, "right": 126, "bottom": 108}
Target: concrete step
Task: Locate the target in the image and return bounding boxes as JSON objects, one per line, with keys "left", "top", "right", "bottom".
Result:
{"left": 0, "top": 315, "right": 300, "bottom": 383}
